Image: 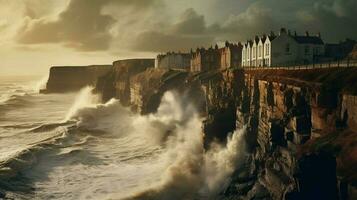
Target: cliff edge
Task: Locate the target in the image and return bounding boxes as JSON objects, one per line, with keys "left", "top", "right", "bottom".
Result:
{"left": 42, "top": 65, "right": 111, "bottom": 93}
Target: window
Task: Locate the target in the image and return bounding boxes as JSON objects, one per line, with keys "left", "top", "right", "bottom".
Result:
{"left": 265, "top": 43, "right": 270, "bottom": 56}
{"left": 265, "top": 44, "right": 267, "bottom": 55}
{"left": 305, "top": 46, "right": 310, "bottom": 55}
{"left": 313, "top": 47, "right": 319, "bottom": 55}
{"left": 286, "top": 43, "right": 290, "bottom": 53}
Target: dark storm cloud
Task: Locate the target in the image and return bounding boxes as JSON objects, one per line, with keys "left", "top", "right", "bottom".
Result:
{"left": 170, "top": 8, "right": 207, "bottom": 35}
{"left": 16, "top": 0, "right": 159, "bottom": 51}
{"left": 129, "top": 31, "right": 214, "bottom": 53}
{"left": 17, "top": 0, "right": 114, "bottom": 51}
{"left": 219, "top": 0, "right": 357, "bottom": 42}
{"left": 129, "top": 8, "right": 216, "bottom": 52}
{"left": 297, "top": 0, "right": 357, "bottom": 41}
{"left": 15, "top": 0, "right": 357, "bottom": 53}
{"left": 129, "top": 0, "right": 357, "bottom": 53}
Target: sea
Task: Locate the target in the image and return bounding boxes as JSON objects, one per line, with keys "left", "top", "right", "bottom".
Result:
{"left": 0, "top": 75, "right": 247, "bottom": 200}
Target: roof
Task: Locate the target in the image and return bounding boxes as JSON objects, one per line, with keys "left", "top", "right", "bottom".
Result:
{"left": 267, "top": 35, "right": 276, "bottom": 41}
{"left": 261, "top": 35, "right": 267, "bottom": 43}
{"left": 293, "top": 36, "right": 324, "bottom": 45}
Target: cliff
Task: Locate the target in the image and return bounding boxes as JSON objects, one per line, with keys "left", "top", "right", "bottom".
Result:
{"left": 42, "top": 65, "right": 111, "bottom": 93}
{"left": 130, "top": 68, "right": 189, "bottom": 114}
{"left": 95, "top": 59, "right": 155, "bottom": 104}
{"left": 207, "top": 68, "right": 357, "bottom": 200}
{"left": 43, "top": 61, "right": 357, "bottom": 199}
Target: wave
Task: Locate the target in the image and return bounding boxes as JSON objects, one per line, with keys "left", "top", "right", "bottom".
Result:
{"left": 33, "top": 75, "right": 48, "bottom": 92}
{"left": 0, "top": 126, "right": 69, "bottom": 181}
{"left": 64, "top": 86, "right": 101, "bottom": 122}
{"left": 29, "top": 122, "right": 75, "bottom": 133}
{"left": 61, "top": 90, "right": 248, "bottom": 199}
{"left": 112, "top": 92, "right": 248, "bottom": 200}
{"left": 0, "top": 75, "right": 48, "bottom": 107}
{"left": 1, "top": 87, "right": 248, "bottom": 199}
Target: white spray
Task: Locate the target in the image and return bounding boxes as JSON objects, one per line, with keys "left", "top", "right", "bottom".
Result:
{"left": 118, "top": 91, "right": 247, "bottom": 200}
{"left": 33, "top": 75, "right": 49, "bottom": 92}
{"left": 64, "top": 86, "right": 101, "bottom": 122}
{"left": 60, "top": 90, "right": 247, "bottom": 199}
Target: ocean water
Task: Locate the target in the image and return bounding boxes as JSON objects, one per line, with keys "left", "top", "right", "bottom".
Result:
{"left": 0, "top": 76, "right": 247, "bottom": 200}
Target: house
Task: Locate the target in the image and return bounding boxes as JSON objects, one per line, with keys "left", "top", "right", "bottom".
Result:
{"left": 155, "top": 52, "right": 191, "bottom": 70}
{"left": 263, "top": 33, "right": 276, "bottom": 66}
{"left": 220, "top": 41, "right": 243, "bottom": 69}
{"left": 257, "top": 36, "right": 266, "bottom": 67}
{"left": 292, "top": 31, "right": 325, "bottom": 65}
{"left": 251, "top": 36, "right": 259, "bottom": 66}
{"left": 190, "top": 45, "right": 221, "bottom": 72}
{"left": 325, "top": 39, "right": 356, "bottom": 60}
{"left": 242, "top": 44, "right": 247, "bottom": 67}
{"left": 243, "top": 28, "right": 325, "bottom": 67}
{"left": 242, "top": 40, "right": 253, "bottom": 67}
{"left": 350, "top": 44, "right": 357, "bottom": 60}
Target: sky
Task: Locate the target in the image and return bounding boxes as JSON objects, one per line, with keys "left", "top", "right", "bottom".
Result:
{"left": 1, "top": 0, "right": 357, "bottom": 76}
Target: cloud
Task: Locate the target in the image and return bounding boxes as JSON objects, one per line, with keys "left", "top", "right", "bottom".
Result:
{"left": 219, "top": 3, "right": 279, "bottom": 41}
{"left": 17, "top": 0, "right": 115, "bottom": 51}
{"left": 299, "top": 0, "right": 357, "bottom": 41}
{"left": 11, "top": 0, "right": 357, "bottom": 54}
{"left": 129, "top": 31, "right": 214, "bottom": 53}
{"left": 126, "top": 8, "right": 216, "bottom": 53}
{"left": 170, "top": 8, "right": 207, "bottom": 35}
{"left": 0, "top": 20, "right": 8, "bottom": 32}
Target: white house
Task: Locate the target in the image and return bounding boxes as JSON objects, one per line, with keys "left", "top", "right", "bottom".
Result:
{"left": 242, "top": 44, "right": 246, "bottom": 66}
{"left": 257, "top": 36, "right": 266, "bottom": 67}
{"left": 263, "top": 34, "right": 275, "bottom": 66}
{"left": 267, "top": 29, "right": 325, "bottom": 66}
{"left": 155, "top": 52, "right": 191, "bottom": 69}
{"left": 268, "top": 29, "right": 301, "bottom": 66}
{"left": 242, "top": 28, "right": 325, "bottom": 67}
{"left": 251, "top": 37, "right": 259, "bottom": 66}
{"left": 247, "top": 41, "right": 253, "bottom": 66}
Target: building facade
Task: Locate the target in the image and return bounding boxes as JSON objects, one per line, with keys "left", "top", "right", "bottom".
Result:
{"left": 190, "top": 46, "right": 221, "bottom": 72}
{"left": 242, "top": 41, "right": 253, "bottom": 67}
{"left": 325, "top": 39, "right": 356, "bottom": 60}
{"left": 220, "top": 41, "right": 243, "bottom": 69}
{"left": 242, "top": 28, "right": 325, "bottom": 67}
{"left": 155, "top": 52, "right": 191, "bottom": 70}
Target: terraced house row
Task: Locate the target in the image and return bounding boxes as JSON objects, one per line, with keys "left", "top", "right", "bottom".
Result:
{"left": 242, "top": 28, "right": 325, "bottom": 67}
{"left": 155, "top": 28, "right": 356, "bottom": 72}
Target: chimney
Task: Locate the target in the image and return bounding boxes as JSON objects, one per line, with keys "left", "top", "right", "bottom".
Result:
{"left": 317, "top": 32, "right": 321, "bottom": 38}
{"left": 280, "top": 28, "right": 287, "bottom": 35}
{"left": 270, "top": 31, "right": 275, "bottom": 37}
{"left": 305, "top": 31, "right": 309, "bottom": 37}
{"left": 255, "top": 35, "right": 259, "bottom": 42}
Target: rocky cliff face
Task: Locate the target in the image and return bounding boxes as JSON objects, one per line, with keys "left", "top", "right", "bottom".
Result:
{"left": 46, "top": 62, "right": 357, "bottom": 199}
{"left": 129, "top": 68, "right": 189, "bottom": 114}
{"left": 95, "top": 59, "right": 155, "bottom": 105}
{"left": 43, "top": 65, "right": 111, "bottom": 93}
{"left": 207, "top": 68, "right": 357, "bottom": 200}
